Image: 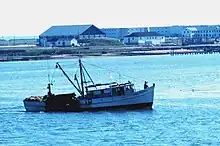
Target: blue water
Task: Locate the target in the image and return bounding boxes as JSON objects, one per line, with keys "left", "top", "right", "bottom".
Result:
{"left": 1, "top": 54, "right": 220, "bottom": 145}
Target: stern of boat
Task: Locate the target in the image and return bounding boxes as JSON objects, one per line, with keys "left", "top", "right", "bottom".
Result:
{"left": 23, "top": 96, "right": 46, "bottom": 112}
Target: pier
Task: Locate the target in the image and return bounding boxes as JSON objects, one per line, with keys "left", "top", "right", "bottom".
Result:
{"left": 168, "top": 44, "right": 220, "bottom": 56}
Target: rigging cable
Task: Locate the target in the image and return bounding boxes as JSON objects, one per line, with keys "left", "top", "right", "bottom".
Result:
{"left": 46, "top": 59, "right": 51, "bottom": 84}
{"left": 82, "top": 60, "right": 147, "bottom": 83}
{"left": 50, "top": 66, "right": 57, "bottom": 84}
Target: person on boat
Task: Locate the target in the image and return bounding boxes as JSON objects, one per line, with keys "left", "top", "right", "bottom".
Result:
{"left": 47, "top": 83, "right": 52, "bottom": 96}
{"left": 144, "top": 81, "right": 148, "bottom": 89}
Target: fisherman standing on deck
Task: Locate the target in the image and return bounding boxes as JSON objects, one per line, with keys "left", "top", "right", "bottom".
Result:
{"left": 144, "top": 81, "right": 148, "bottom": 89}
{"left": 47, "top": 83, "right": 52, "bottom": 96}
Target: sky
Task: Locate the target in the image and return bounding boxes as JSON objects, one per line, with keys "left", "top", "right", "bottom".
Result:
{"left": 0, "top": 0, "right": 220, "bottom": 36}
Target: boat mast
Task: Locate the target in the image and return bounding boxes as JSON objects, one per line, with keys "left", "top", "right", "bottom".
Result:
{"left": 79, "top": 59, "right": 84, "bottom": 97}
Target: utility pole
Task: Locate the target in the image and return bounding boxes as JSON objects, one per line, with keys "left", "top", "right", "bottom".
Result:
{"left": 13, "top": 36, "right": 15, "bottom": 46}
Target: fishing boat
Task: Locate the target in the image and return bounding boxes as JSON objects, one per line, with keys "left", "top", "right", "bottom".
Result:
{"left": 23, "top": 59, "right": 155, "bottom": 112}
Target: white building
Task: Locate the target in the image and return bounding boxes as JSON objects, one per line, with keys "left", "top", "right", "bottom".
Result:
{"left": 164, "top": 37, "right": 182, "bottom": 46}
{"left": 55, "top": 38, "right": 79, "bottom": 47}
{"left": 123, "top": 32, "right": 165, "bottom": 46}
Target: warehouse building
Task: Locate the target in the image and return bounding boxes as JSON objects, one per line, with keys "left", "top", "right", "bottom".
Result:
{"left": 39, "top": 24, "right": 106, "bottom": 47}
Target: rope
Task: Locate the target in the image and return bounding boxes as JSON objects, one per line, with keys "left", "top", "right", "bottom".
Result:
{"left": 82, "top": 60, "right": 147, "bottom": 83}
{"left": 50, "top": 66, "right": 57, "bottom": 84}
{"left": 50, "top": 61, "right": 79, "bottom": 84}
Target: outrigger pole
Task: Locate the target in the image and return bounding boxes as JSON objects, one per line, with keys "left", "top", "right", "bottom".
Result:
{"left": 56, "top": 62, "right": 83, "bottom": 96}
{"left": 79, "top": 59, "right": 84, "bottom": 97}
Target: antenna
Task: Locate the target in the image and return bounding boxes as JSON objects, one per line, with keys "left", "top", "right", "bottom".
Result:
{"left": 46, "top": 59, "right": 53, "bottom": 96}
{"left": 119, "top": 74, "right": 122, "bottom": 83}
{"left": 46, "top": 59, "right": 51, "bottom": 84}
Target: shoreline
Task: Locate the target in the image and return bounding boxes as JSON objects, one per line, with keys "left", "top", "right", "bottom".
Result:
{"left": 0, "top": 46, "right": 220, "bottom": 62}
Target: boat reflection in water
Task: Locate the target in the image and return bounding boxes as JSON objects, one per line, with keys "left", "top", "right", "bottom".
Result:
{"left": 23, "top": 59, "right": 155, "bottom": 112}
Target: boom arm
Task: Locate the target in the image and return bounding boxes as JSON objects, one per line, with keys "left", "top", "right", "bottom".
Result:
{"left": 56, "top": 62, "right": 82, "bottom": 95}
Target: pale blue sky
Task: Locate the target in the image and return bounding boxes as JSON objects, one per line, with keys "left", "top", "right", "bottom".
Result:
{"left": 0, "top": 0, "right": 219, "bottom": 36}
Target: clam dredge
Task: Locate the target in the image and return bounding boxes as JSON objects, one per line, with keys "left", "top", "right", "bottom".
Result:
{"left": 23, "top": 59, "right": 155, "bottom": 112}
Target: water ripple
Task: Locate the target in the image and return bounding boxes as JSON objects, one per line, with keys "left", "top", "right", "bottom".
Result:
{"left": 1, "top": 55, "right": 220, "bottom": 145}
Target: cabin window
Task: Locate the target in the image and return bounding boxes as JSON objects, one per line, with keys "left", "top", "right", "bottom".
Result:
{"left": 104, "top": 89, "right": 111, "bottom": 94}
{"left": 87, "top": 91, "right": 94, "bottom": 97}
{"left": 94, "top": 90, "right": 101, "bottom": 95}
{"left": 115, "top": 87, "right": 124, "bottom": 96}
{"left": 119, "top": 87, "right": 124, "bottom": 95}
{"left": 112, "top": 88, "right": 117, "bottom": 96}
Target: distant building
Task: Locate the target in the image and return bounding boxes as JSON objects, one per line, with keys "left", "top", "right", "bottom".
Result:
{"left": 101, "top": 27, "right": 149, "bottom": 41}
{"left": 163, "top": 36, "right": 183, "bottom": 46}
{"left": 101, "top": 28, "right": 128, "bottom": 41}
{"left": 182, "top": 25, "right": 220, "bottom": 44}
{"left": 102, "top": 26, "right": 184, "bottom": 41}
{"left": 182, "top": 27, "right": 197, "bottom": 38}
{"left": 55, "top": 38, "right": 79, "bottom": 47}
{"left": 149, "top": 26, "right": 171, "bottom": 36}
{"left": 0, "top": 38, "right": 38, "bottom": 46}
{"left": 8, "top": 38, "right": 38, "bottom": 46}
{"left": 149, "top": 26, "right": 187, "bottom": 37}
{"left": 39, "top": 24, "right": 220, "bottom": 47}
{"left": 127, "top": 27, "right": 149, "bottom": 34}
{"left": 39, "top": 24, "right": 106, "bottom": 47}
{"left": 123, "top": 32, "right": 165, "bottom": 46}
{"left": 193, "top": 26, "right": 220, "bottom": 43}
{"left": 182, "top": 27, "right": 198, "bottom": 44}
{"left": 0, "top": 39, "right": 8, "bottom": 46}
{"left": 103, "top": 25, "right": 220, "bottom": 45}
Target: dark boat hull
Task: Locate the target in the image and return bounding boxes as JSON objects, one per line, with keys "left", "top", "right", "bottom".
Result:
{"left": 79, "top": 102, "right": 153, "bottom": 112}
{"left": 24, "top": 100, "right": 153, "bottom": 112}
